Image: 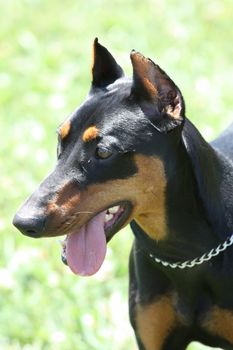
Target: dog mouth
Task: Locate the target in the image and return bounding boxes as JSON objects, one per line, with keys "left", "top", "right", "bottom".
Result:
{"left": 60, "top": 201, "right": 131, "bottom": 276}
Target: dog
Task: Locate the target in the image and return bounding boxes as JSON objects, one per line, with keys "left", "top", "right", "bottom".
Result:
{"left": 13, "top": 39, "right": 233, "bottom": 349}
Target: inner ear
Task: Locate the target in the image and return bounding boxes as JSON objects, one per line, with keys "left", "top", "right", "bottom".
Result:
{"left": 91, "top": 38, "right": 124, "bottom": 88}
{"left": 130, "top": 51, "right": 185, "bottom": 132}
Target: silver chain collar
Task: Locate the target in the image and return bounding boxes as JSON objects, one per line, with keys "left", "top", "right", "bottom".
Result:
{"left": 149, "top": 234, "right": 233, "bottom": 269}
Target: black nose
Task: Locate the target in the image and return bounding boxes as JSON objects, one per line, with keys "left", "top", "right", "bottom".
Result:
{"left": 13, "top": 213, "right": 46, "bottom": 238}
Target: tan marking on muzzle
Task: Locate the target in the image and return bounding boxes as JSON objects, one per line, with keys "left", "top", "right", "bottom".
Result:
{"left": 41, "top": 154, "right": 167, "bottom": 239}
{"left": 67, "top": 154, "right": 167, "bottom": 240}
{"left": 48, "top": 182, "right": 81, "bottom": 215}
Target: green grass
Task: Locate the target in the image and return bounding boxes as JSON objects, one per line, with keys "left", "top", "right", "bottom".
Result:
{"left": 0, "top": 0, "right": 232, "bottom": 349}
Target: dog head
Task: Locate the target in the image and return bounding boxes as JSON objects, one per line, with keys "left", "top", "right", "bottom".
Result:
{"left": 13, "top": 39, "right": 185, "bottom": 276}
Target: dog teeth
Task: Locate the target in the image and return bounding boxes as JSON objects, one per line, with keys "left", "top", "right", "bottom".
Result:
{"left": 108, "top": 206, "right": 120, "bottom": 214}
{"left": 105, "top": 213, "right": 114, "bottom": 222}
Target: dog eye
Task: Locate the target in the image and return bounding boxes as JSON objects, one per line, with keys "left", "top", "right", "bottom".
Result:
{"left": 95, "top": 147, "right": 112, "bottom": 159}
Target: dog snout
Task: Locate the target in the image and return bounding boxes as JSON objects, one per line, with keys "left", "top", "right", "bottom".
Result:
{"left": 13, "top": 212, "right": 47, "bottom": 238}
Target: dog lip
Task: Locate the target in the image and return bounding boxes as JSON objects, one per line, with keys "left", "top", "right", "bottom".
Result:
{"left": 105, "top": 201, "right": 132, "bottom": 242}
{"left": 69, "top": 200, "right": 132, "bottom": 238}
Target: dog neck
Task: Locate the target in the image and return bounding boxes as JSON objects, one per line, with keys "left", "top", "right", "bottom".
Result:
{"left": 131, "top": 119, "right": 233, "bottom": 264}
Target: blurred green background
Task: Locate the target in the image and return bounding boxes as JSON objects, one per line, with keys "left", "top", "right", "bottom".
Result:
{"left": 0, "top": 0, "right": 232, "bottom": 349}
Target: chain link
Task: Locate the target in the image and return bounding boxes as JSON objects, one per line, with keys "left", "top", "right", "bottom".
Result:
{"left": 149, "top": 234, "right": 233, "bottom": 269}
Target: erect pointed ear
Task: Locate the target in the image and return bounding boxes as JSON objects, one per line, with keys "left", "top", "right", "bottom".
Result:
{"left": 91, "top": 38, "right": 124, "bottom": 88}
{"left": 130, "top": 51, "right": 185, "bottom": 132}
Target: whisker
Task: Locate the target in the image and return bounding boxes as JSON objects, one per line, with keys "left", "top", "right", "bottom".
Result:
{"left": 75, "top": 211, "right": 94, "bottom": 214}
{"left": 57, "top": 211, "right": 96, "bottom": 232}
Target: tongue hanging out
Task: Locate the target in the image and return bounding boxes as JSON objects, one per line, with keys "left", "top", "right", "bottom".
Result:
{"left": 63, "top": 205, "right": 124, "bottom": 276}
{"left": 66, "top": 211, "right": 107, "bottom": 276}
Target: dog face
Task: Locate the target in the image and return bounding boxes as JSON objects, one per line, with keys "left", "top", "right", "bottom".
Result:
{"left": 13, "top": 39, "right": 185, "bottom": 276}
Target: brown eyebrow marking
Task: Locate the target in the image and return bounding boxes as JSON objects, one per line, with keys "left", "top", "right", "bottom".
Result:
{"left": 82, "top": 126, "right": 99, "bottom": 142}
{"left": 59, "top": 120, "right": 71, "bottom": 140}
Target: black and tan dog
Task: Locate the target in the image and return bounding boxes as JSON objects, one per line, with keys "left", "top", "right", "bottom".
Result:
{"left": 13, "top": 39, "right": 233, "bottom": 349}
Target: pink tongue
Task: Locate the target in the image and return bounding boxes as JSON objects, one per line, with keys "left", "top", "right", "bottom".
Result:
{"left": 66, "top": 211, "right": 107, "bottom": 276}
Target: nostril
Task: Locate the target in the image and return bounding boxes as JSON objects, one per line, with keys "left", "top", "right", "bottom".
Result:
{"left": 27, "top": 229, "right": 37, "bottom": 234}
{"left": 25, "top": 229, "right": 42, "bottom": 238}
{"left": 13, "top": 213, "right": 46, "bottom": 238}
